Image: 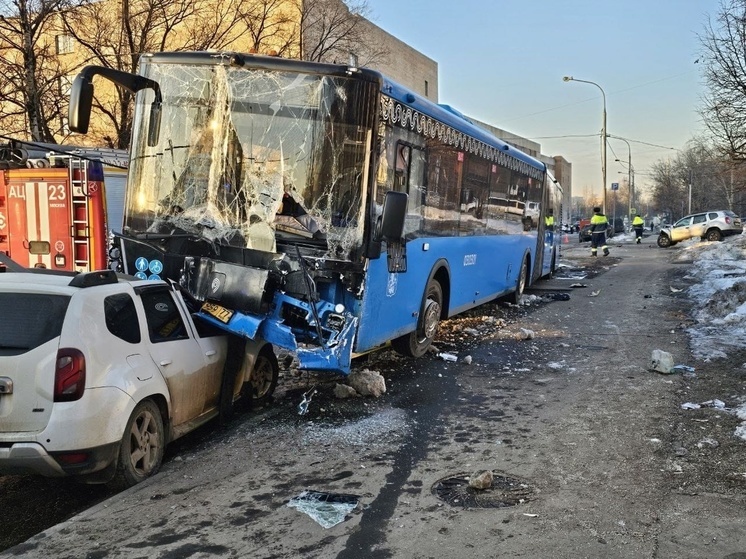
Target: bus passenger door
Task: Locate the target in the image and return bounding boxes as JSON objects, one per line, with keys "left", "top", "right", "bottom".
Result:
{"left": 394, "top": 142, "right": 426, "bottom": 236}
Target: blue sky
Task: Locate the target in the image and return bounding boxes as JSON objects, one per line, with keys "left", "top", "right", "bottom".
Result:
{"left": 369, "top": 0, "right": 721, "bottom": 205}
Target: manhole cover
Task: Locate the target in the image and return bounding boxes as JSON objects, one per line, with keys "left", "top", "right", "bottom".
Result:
{"left": 431, "top": 473, "right": 533, "bottom": 509}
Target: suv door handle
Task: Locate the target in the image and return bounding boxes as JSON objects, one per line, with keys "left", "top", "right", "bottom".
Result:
{"left": 205, "top": 350, "right": 217, "bottom": 357}
{"left": 160, "top": 360, "right": 172, "bottom": 366}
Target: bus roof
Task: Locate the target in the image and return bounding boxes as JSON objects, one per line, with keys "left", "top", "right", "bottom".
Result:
{"left": 137, "top": 51, "right": 545, "bottom": 174}
{"left": 380, "top": 76, "right": 546, "bottom": 173}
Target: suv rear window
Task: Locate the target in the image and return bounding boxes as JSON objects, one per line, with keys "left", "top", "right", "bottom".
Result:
{"left": 0, "top": 293, "right": 70, "bottom": 355}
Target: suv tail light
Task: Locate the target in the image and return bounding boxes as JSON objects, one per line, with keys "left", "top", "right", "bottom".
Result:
{"left": 725, "top": 216, "right": 732, "bottom": 224}
{"left": 54, "top": 348, "right": 86, "bottom": 402}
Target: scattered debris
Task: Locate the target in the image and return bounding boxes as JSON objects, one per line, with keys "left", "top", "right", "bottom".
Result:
{"left": 650, "top": 349, "right": 674, "bottom": 374}
{"left": 523, "top": 513, "right": 539, "bottom": 518}
{"left": 670, "top": 286, "right": 683, "bottom": 293}
{"left": 437, "top": 352, "right": 458, "bottom": 362}
{"left": 671, "top": 365, "right": 695, "bottom": 374}
{"left": 462, "top": 355, "right": 473, "bottom": 365}
{"left": 548, "top": 292, "right": 570, "bottom": 301}
{"left": 333, "top": 383, "right": 359, "bottom": 399}
{"left": 681, "top": 399, "right": 727, "bottom": 410}
{"left": 735, "top": 424, "right": 746, "bottom": 441}
{"left": 701, "top": 399, "right": 726, "bottom": 409}
{"left": 297, "top": 387, "right": 317, "bottom": 415}
{"left": 519, "top": 328, "right": 535, "bottom": 340}
{"left": 287, "top": 490, "right": 359, "bottom": 528}
{"left": 697, "top": 438, "right": 719, "bottom": 448}
{"left": 468, "top": 471, "right": 494, "bottom": 490}
{"left": 347, "top": 369, "right": 386, "bottom": 397}
{"left": 589, "top": 290, "right": 600, "bottom": 297}
{"left": 570, "top": 283, "right": 587, "bottom": 288}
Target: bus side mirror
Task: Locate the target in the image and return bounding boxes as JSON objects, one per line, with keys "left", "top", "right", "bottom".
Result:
{"left": 374, "top": 191, "right": 408, "bottom": 243}
{"left": 68, "top": 75, "right": 94, "bottom": 133}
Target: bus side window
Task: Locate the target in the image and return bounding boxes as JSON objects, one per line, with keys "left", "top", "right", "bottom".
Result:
{"left": 407, "top": 146, "right": 426, "bottom": 233}
{"left": 395, "top": 143, "right": 410, "bottom": 189}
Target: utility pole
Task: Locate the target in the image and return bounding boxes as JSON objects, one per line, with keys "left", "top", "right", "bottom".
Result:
{"left": 688, "top": 169, "right": 693, "bottom": 214}
{"left": 563, "top": 76, "right": 607, "bottom": 214}
{"left": 609, "top": 134, "right": 633, "bottom": 220}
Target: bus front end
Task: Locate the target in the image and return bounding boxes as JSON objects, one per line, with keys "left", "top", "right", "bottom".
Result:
{"left": 82, "top": 53, "right": 385, "bottom": 374}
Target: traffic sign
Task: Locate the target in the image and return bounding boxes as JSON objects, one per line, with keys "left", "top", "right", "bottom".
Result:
{"left": 611, "top": 182, "right": 619, "bottom": 191}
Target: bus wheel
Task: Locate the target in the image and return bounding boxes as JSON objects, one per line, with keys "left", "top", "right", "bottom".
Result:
{"left": 392, "top": 279, "right": 443, "bottom": 358}
{"left": 512, "top": 257, "right": 528, "bottom": 304}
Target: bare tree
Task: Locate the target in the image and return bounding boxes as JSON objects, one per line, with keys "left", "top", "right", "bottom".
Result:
{"left": 0, "top": 0, "right": 73, "bottom": 142}
{"left": 650, "top": 158, "right": 686, "bottom": 221}
{"left": 60, "top": 0, "right": 245, "bottom": 148}
{"left": 296, "top": 0, "right": 386, "bottom": 66}
{"left": 237, "top": 0, "right": 296, "bottom": 57}
{"left": 699, "top": 0, "right": 746, "bottom": 161}
{"left": 649, "top": 137, "right": 746, "bottom": 218}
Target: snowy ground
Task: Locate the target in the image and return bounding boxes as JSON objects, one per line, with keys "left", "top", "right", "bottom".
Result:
{"left": 674, "top": 233, "right": 746, "bottom": 361}
{"left": 670, "top": 232, "right": 746, "bottom": 441}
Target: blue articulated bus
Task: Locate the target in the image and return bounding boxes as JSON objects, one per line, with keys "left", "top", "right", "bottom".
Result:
{"left": 68, "top": 52, "right": 557, "bottom": 375}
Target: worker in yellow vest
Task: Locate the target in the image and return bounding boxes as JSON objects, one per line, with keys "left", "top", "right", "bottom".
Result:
{"left": 545, "top": 208, "right": 555, "bottom": 244}
{"left": 632, "top": 214, "right": 645, "bottom": 244}
{"left": 590, "top": 207, "right": 610, "bottom": 256}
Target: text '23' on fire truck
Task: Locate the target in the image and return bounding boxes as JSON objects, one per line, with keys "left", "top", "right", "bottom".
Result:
{"left": 0, "top": 140, "right": 127, "bottom": 272}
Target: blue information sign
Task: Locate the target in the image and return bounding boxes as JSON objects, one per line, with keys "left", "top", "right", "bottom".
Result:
{"left": 135, "top": 257, "right": 149, "bottom": 272}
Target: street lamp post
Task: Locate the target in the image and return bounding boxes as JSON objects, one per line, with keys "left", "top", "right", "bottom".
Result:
{"left": 563, "top": 76, "right": 607, "bottom": 215}
{"left": 610, "top": 134, "right": 633, "bottom": 220}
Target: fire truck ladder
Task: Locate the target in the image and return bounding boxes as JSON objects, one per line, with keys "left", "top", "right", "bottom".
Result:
{"left": 68, "top": 156, "right": 91, "bottom": 272}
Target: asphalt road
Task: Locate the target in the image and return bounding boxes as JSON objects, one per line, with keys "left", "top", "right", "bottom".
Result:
{"left": 2, "top": 234, "right": 746, "bottom": 558}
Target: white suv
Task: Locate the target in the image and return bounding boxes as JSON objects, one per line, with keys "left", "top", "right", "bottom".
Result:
{"left": 0, "top": 268, "right": 277, "bottom": 486}
{"left": 657, "top": 210, "right": 742, "bottom": 247}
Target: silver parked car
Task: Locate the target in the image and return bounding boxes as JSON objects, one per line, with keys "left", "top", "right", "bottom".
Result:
{"left": 657, "top": 210, "right": 742, "bottom": 247}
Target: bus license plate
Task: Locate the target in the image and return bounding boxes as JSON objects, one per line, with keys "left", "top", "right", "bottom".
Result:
{"left": 201, "top": 302, "right": 234, "bottom": 324}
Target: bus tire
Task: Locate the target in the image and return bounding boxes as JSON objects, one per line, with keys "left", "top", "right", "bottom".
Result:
{"left": 512, "top": 257, "right": 528, "bottom": 304}
{"left": 392, "top": 279, "right": 443, "bottom": 358}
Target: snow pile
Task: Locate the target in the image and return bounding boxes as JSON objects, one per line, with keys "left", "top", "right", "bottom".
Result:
{"left": 683, "top": 234, "right": 746, "bottom": 361}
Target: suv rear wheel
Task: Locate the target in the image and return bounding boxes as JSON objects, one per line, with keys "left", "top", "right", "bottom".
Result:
{"left": 705, "top": 229, "right": 723, "bottom": 242}
{"left": 116, "top": 400, "right": 164, "bottom": 487}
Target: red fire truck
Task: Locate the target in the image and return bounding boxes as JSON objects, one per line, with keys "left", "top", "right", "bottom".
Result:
{"left": 0, "top": 141, "right": 127, "bottom": 272}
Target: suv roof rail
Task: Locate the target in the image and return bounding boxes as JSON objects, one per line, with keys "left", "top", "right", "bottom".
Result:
{"left": 68, "top": 269, "right": 119, "bottom": 288}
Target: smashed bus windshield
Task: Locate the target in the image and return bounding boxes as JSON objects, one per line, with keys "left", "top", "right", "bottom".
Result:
{"left": 125, "top": 58, "right": 377, "bottom": 259}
